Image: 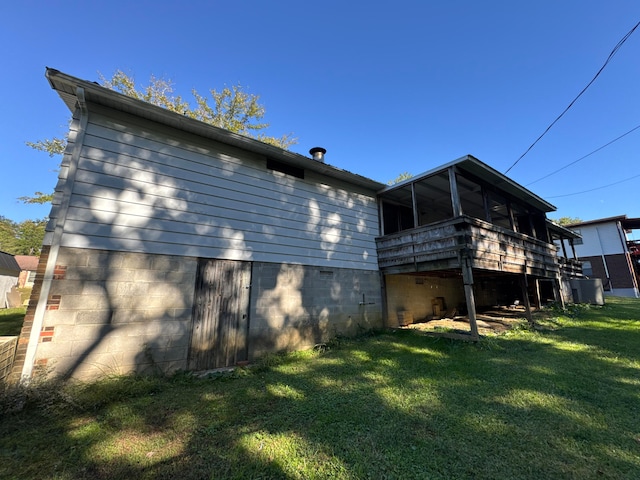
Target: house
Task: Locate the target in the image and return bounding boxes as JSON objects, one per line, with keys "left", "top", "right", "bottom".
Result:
{"left": 0, "top": 251, "right": 20, "bottom": 308}
{"left": 561, "top": 216, "right": 640, "bottom": 298}
{"left": 15, "top": 255, "right": 39, "bottom": 289}
{"left": 10, "top": 68, "right": 580, "bottom": 382}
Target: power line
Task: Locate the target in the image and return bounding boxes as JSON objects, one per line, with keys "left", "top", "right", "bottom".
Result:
{"left": 546, "top": 173, "right": 640, "bottom": 199}
{"left": 504, "top": 19, "right": 640, "bottom": 175}
{"left": 526, "top": 123, "right": 640, "bottom": 186}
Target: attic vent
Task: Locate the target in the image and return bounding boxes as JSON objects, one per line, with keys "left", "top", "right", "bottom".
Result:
{"left": 266, "top": 159, "right": 304, "bottom": 179}
{"left": 309, "top": 147, "right": 326, "bottom": 162}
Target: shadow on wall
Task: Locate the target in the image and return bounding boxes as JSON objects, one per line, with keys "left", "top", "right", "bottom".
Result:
{"left": 36, "top": 248, "right": 197, "bottom": 379}
{"left": 249, "top": 262, "right": 382, "bottom": 360}
{"left": 25, "top": 118, "right": 380, "bottom": 380}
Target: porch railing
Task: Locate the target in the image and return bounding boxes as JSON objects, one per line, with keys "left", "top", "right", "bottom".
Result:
{"left": 376, "top": 216, "right": 563, "bottom": 278}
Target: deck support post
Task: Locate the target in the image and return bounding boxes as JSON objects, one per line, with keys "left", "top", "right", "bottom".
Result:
{"left": 461, "top": 254, "right": 479, "bottom": 341}
{"left": 520, "top": 274, "right": 534, "bottom": 326}
{"left": 554, "top": 275, "right": 565, "bottom": 309}
{"left": 533, "top": 279, "right": 542, "bottom": 309}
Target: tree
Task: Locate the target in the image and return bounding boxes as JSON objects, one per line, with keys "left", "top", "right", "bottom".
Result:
{"left": 388, "top": 172, "right": 414, "bottom": 185}
{"left": 0, "top": 217, "right": 46, "bottom": 255}
{"left": 0, "top": 217, "right": 19, "bottom": 253}
{"left": 552, "top": 216, "right": 582, "bottom": 226}
{"left": 23, "top": 70, "right": 297, "bottom": 203}
{"left": 15, "top": 219, "right": 47, "bottom": 255}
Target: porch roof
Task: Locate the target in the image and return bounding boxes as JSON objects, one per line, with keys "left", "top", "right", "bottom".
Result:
{"left": 378, "top": 155, "right": 556, "bottom": 213}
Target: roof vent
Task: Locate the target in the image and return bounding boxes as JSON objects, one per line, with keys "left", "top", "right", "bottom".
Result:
{"left": 309, "top": 147, "right": 326, "bottom": 163}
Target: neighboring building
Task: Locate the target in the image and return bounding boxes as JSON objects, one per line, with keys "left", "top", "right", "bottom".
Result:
{"left": 15, "top": 255, "right": 39, "bottom": 289}
{"left": 0, "top": 252, "right": 20, "bottom": 308}
{"left": 11, "top": 69, "right": 581, "bottom": 382}
{"left": 562, "top": 216, "right": 640, "bottom": 298}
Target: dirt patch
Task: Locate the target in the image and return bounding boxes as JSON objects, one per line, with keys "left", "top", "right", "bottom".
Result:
{"left": 403, "top": 307, "right": 531, "bottom": 336}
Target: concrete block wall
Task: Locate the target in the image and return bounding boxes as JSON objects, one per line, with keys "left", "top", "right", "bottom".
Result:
{"left": 28, "top": 247, "right": 197, "bottom": 380}
{"left": 384, "top": 275, "right": 465, "bottom": 326}
{"left": 249, "top": 262, "right": 383, "bottom": 358}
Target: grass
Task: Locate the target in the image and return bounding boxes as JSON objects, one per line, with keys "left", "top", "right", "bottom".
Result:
{"left": 0, "top": 307, "right": 26, "bottom": 336}
{"left": 1, "top": 297, "right": 640, "bottom": 479}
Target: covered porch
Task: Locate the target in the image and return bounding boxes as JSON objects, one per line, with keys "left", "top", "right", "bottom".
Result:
{"left": 375, "top": 156, "right": 581, "bottom": 339}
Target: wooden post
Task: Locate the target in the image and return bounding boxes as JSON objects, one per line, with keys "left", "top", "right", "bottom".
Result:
{"left": 448, "top": 166, "right": 463, "bottom": 217}
{"left": 569, "top": 238, "right": 577, "bottom": 259}
{"left": 554, "top": 275, "right": 565, "bottom": 309}
{"left": 520, "top": 274, "right": 533, "bottom": 326}
{"left": 461, "top": 254, "right": 479, "bottom": 340}
{"left": 534, "top": 278, "right": 541, "bottom": 309}
{"left": 560, "top": 235, "right": 568, "bottom": 259}
{"left": 507, "top": 200, "right": 516, "bottom": 232}
{"left": 411, "top": 182, "right": 419, "bottom": 229}
{"left": 482, "top": 189, "right": 492, "bottom": 223}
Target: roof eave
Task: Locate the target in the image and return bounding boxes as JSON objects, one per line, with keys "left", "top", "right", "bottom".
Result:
{"left": 378, "top": 154, "right": 556, "bottom": 212}
{"left": 45, "top": 68, "right": 386, "bottom": 192}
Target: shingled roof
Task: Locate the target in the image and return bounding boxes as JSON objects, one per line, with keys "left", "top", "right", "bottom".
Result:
{"left": 0, "top": 251, "right": 20, "bottom": 276}
{"left": 14, "top": 255, "right": 39, "bottom": 271}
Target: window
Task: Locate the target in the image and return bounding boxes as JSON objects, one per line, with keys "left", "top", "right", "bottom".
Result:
{"left": 582, "top": 260, "right": 593, "bottom": 277}
{"left": 572, "top": 229, "right": 583, "bottom": 245}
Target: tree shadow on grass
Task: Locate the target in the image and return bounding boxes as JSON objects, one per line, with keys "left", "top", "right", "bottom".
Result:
{"left": 2, "top": 323, "right": 640, "bottom": 479}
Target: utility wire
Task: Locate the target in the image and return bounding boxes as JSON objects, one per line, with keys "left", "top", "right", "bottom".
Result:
{"left": 526, "top": 123, "right": 640, "bottom": 186}
{"left": 546, "top": 173, "right": 640, "bottom": 198}
{"left": 504, "top": 19, "right": 640, "bottom": 174}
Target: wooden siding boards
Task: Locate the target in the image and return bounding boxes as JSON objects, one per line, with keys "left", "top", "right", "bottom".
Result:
{"left": 48, "top": 105, "right": 379, "bottom": 270}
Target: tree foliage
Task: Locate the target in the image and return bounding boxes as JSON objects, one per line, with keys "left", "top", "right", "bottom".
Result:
{"left": 388, "top": 172, "right": 414, "bottom": 185}
{"left": 22, "top": 70, "right": 297, "bottom": 203}
{"left": 0, "top": 217, "right": 46, "bottom": 256}
{"left": 552, "top": 216, "right": 582, "bottom": 226}
{"left": 101, "top": 70, "right": 297, "bottom": 148}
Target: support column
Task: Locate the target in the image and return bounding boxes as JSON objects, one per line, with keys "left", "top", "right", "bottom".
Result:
{"left": 461, "top": 254, "right": 479, "bottom": 340}
{"left": 448, "top": 166, "right": 463, "bottom": 217}
{"left": 554, "top": 275, "right": 565, "bottom": 309}
{"left": 411, "top": 182, "right": 419, "bottom": 229}
{"left": 520, "top": 274, "right": 533, "bottom": 326}
{"left": 534, "top": 278, "right": 541, "bottom": 309}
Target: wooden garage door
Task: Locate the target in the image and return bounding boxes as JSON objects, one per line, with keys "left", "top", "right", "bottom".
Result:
{"left": 188, "top": 259, "right": 251, "bottom": 371}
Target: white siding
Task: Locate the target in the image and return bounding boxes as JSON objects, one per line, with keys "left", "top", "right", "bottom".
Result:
{"left": 573, "top": 223, "right": 626, "bottom": 257}
{"left": 52, "top": 105, "right": 380, "bottom": 270}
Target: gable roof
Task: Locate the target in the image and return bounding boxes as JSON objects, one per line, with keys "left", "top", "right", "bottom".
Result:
{"left": 14, "top": 255, "right": 39, "bottom": 271}
{"left": 45, "top": 68, "right": 386, "bottom": 192}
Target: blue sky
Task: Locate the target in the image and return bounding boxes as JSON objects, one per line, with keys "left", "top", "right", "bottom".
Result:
{"left": 2, "top": 1, "right": 639, "bottom": 232}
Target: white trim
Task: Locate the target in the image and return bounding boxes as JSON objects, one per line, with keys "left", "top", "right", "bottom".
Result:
{"left": 21, "top": 88, "right": 89, "bottom": 381}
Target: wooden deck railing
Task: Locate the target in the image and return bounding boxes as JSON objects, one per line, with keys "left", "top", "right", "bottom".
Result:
{"left": 376, "top": 216, "right": 566, "bottom": 278}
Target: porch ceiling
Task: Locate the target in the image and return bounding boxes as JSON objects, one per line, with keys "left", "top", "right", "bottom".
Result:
{"left": 378, "top": 155, "right": 555, "bottom": 213}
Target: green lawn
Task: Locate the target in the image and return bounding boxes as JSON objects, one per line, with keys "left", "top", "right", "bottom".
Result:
{"left": 1, "top": 298, "right": 639, "bottom": 479}
{"left": 0, "top": 307, "right": 26, "bottom": 336}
